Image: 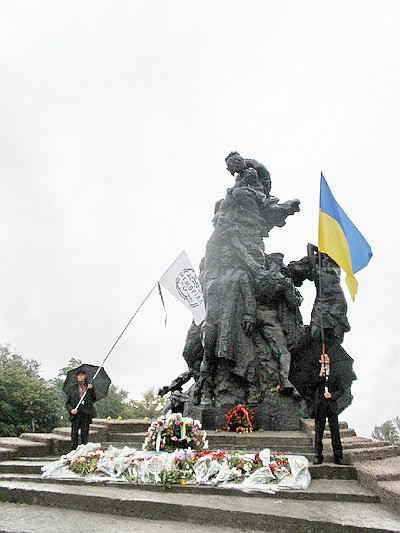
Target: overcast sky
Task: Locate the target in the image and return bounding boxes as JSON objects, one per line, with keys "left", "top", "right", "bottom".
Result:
{"left": 1, "top": 1, "right": 399, "bottom": 438}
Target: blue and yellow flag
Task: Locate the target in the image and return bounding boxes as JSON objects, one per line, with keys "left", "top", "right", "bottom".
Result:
{"left": 318, "top": 173, "right": 373, "bottom": 301}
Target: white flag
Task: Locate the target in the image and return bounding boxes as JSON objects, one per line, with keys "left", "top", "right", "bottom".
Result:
{"left": 159, "top": 250, "right": 206, "bottom": 325}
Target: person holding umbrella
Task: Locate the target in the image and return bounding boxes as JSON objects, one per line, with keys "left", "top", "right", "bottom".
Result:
{"left": 65, "top": 370, "right": 96, "bottom": 451}
{"left": 63, "top": 364, "right": 111, "bottom": 451}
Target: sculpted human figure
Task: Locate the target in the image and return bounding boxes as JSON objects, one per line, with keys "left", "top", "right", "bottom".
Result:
{"left": 200, "top": 245, "right": 257, "bottom": 406}
{"left": 255, "top": 253, "right": 303, "bottom": 394}
{"left": 288, "top": 243, "right": 350, "bottom": 346}
{"left": 198, "top": 153, "right": 302, "bottom": 407}
{"left": 172, "top": 152, "right": 356, "bottom": 429}
{"left": 207, "top": 152, "right": 300, "bottom": 287}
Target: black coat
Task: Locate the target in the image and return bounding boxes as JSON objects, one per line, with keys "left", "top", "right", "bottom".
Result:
{"left": 306, "top": 371, "right": 345, "bottom": 419}
{"left": 65, "top": 384, "right": 96, "bottom": 421}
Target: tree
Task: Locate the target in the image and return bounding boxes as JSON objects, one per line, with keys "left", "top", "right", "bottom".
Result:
{"left": 0, "top": 345, "right": 62, "bottom": 436}
{"left": 372, "top": 417, "right": 400, "bottom": 445}
{"left": 95, "top": 384, "right": 134, "bottom": 419}
{"left": 128, "top": 387, "right": 169, "bottom": 419}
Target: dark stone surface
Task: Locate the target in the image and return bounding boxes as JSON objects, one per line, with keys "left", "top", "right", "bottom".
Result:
{"left": 160, "top": 152, "right": 356, "bottom": 432}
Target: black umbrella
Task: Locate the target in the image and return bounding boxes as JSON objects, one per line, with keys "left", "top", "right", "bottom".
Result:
{"left": 62, "top": 363, "right": 112, "bottom": 402}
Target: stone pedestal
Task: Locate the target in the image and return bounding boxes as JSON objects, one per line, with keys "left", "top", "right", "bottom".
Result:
{"left": 251, "top": 393, "right": 308, "bottom": 431}
{"left": 190, "top": 406, "right": 217, "bottom": 430}
{"left": 189, "top": 393, "right": 307, "bottom": 431}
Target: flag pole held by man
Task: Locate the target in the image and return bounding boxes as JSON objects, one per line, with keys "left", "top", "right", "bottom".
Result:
{"left": 318, "top": 173, "right": 373, "bottom": 301}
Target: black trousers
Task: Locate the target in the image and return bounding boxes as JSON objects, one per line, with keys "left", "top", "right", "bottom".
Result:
{"left": 70, "top": 412, "right": 91, "bottom": 451}
{"left": 314, "top": 413, "right": 343, "bottom": 460}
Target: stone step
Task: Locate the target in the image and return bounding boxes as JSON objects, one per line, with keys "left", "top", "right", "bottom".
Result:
{"left": 301, "top": 419, "right": 349, "bottom": 431}
{"left": 0, "top": 438, "right": 49, "bottom": 457}
{"left": 0, "top": 461, "right": 43, "bottom": 475}
{"left": 104, "top": 440, "right": 316, "bottom": 454}
{"left": 0, "top": 479, "right": 399, "bottom": 532}
{"left": 355, "top": 456, "right": 400, "bottom": 483}
{"left": 51, "top": 427, "right": 71, "bottom": 436}
{"left": 377, "top": 480, "right": 400, "bottom": 515}
{"left": 52, "top": 426, "right": 105, "bottom": 438}
{"left": 96, "top": 419, "right": 150, "bottom": 433}
{"left": 346, "top": 446, "right": 400, "bottom": 462}
{"left": 102, "top": 441, "right": 364, "bottom": 466}
{"left": 0, "top": 457, "right": 358, "bottom": 481}
{"left": 0, "top": 474, "right": 380, "bottom": 504}
{"left": 340, "top": 437, "right": 391, "bottom": 450}
{"left": 102, "top": 442, "right": 317, "bottom": 461}
{"left": 0, "top": 501, "right": 269, "bottom": 533}
{"left": 209, "top": 445, "right": 315, "bottom": 455}
{"left": 309, "top": 463, "right": 357, "bottom": 480}
{"left": 104, "top": 432, "right": 147, "bottom": 442}
{"left": 107, "top": 429, "right": 315, "bottom": 449}
{"left": 0, "top": 448, "right": 15, "bottom": 461}
{"left": 321, "top": 428, "right": 357, "bottom": 438}
{"left": 353, "top": 456, "right": 400, "bottom": 514}
{"left": 207, "top": 430, "right": 313, "bottom": 448}
{"left": 0, "top": 457, "right": 357, "bottom": 480}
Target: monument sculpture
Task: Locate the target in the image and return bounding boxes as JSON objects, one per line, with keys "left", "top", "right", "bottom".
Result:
{"left": 159, "top": 152, "right": 356, "bottom": 430}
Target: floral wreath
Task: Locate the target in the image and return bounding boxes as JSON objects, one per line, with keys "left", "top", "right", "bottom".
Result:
{"left": 224, "top": 404, "right": 255, "bottom": 433}
{"left": 142, "top": 412, "right": 208, "bottom": 452}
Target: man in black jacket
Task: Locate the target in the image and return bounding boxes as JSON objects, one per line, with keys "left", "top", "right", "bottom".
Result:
{"left": 66, "top": 371, "right": 96, "bottom": 451}
{"left": 307, "top": 353, "right": 344, "bottom": 465}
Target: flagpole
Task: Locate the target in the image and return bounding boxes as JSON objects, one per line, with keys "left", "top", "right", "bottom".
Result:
{"left": 317, "top": 251, "right": 326, "bottom": 355}
{"left": 73, "top": 250, "right": 203, "bottom": 411}
{"left": 73, "top": 281, "right": 159, "bottom": 411}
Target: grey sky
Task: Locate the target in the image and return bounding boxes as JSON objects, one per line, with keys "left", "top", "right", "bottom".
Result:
{"left": 1, "top": 1, "right": 399, "bottom": 438}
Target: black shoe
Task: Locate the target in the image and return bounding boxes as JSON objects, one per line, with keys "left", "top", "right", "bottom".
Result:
{"left": 313, "top": 456, "right": 323, "bottom": 465}
{"left": 334, "top": 457, "right": 344, "bottom": 465}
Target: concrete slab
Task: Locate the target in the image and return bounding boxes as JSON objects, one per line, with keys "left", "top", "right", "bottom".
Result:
{"left": 0, "top": 479, "right": 399, "bottom": 532}
{"left": 347, "top": 446, "right": 400, "bottom": 462}
{"left": 377, "top": 480, "right": 400, "bottom": 514}
{"left": 0, "top": 501, "right": 269, "bottom": 533}
{"left": 0, "top": 449, "right": 15, "bottom": 461}
{"left": 0, "top": 474, "right": 380, "bottom": 503}
{"left": 355, "top": 456, "right": 400, "bottom": 482}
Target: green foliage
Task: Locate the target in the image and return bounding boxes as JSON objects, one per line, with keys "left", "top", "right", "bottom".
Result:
{"left": 128, "top": 387, "right": 169, "bottom": 420}
{"left": 56, "top": 358, "right": 83, "bottom": 379}
{"left": 160, "top": 468, "right": 182, "bottom": 489}
{"left": 0, "top": 345, "right": 62, "bottom": 436}
{"left": 0, "top": 345, "right": 171, "bottom": 438}
{"left": 372, "top": 417, "right": 400, "bottom": 445}
{"left": 95, "top": 384, "right": 133, "bottom": 419}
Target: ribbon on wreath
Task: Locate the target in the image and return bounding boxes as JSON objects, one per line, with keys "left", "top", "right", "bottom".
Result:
{"left": 236, "top": 405, "right": 254, "bottom": 431}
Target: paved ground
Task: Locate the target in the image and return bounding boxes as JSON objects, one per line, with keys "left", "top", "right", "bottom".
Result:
{"left": 0, "top": 501, "right": 270, "bottom": 533}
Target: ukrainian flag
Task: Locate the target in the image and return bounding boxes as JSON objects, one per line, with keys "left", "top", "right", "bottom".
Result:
{"left": 318, "top": 173, "right": 373, "bottom": 301}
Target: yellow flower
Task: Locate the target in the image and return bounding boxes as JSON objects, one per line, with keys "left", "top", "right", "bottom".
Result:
{"left": 144, "top": 416, "right": 149, "bottom": 421}
{"left": 117, "top": 416, "right": 123, "bottom": 420}
{"left": 106, "top": 416, "right": 111, "bottom": 420}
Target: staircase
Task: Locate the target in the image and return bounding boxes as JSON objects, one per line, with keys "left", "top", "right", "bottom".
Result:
{"left": 0, "top": 419, "right": 399, "bottom": 533}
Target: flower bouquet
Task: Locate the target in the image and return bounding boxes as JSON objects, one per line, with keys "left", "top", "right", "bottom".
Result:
{"left": 224, "top": 404, "right": 255, "bottom": 433}
{"left": 268, "top": 452, "right": 292, "bottom": 482}
{"left": 43, "top": 445, "right": 308, "bottom": 492}
{"left": 67, "top": 448, "right": 106, "bottom": 476}
{"left": 142, "top": 412, "right": 208, "bottom": 452}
